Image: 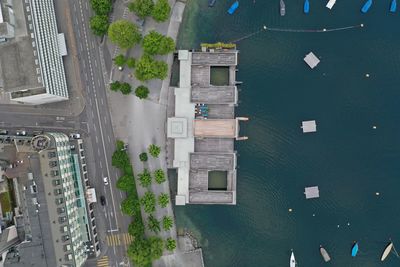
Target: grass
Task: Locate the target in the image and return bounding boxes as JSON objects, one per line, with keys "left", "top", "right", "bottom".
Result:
{"left": 0, "top": 191, "right": 12, "bottom": 213}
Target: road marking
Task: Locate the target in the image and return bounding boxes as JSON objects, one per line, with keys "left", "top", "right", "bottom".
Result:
{"left": 106, "top": 234, "right": 132, "bottom": 246}
{"left": 98, "top": 148, "right": 101, "bottom": 156}
{"left": 108, "top": 135, "right": 111, "bottom": 144}
{"left": 104, "top": 116, "right": 107, "bottom": 125}
{"left": 106, "top": 234, "right": 121, "bottom": 246}
{"left": 95, "top": 135, "right": 99, "bottom": 144}
{"left": 100, "top": 98, "right": 104, "bottom": 105}
{"left": 119, "top": 191, "right": 123, "bottom": 198}
{"left": 97, "top": 256, "right": 109, "bottom": 267}
{"left": 99, "top": 161, "right": 103, "bottom": 169}
{"left": 123, "top": 233, "right": 134, "bottom": 245}
{"left": 110, "top": 211, "right": 114, "bottom": 218}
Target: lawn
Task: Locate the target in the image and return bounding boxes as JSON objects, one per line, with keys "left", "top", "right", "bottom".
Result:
{"left": 0, "top": 192, "right": 12, "bottom": 213}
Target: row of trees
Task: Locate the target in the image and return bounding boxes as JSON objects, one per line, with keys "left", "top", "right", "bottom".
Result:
{"left": 129, "top": 0, "right": 171, "bottom": 22}
{"left": 110, "top": 81, "right": 132, "bottom": 95}
{"left": 89, "top": 0, "right": 112, "bottom": 36}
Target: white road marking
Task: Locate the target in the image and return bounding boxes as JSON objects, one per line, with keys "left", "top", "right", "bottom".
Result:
{"left": 100, "top": 161, "right": 103, "bottom": 169}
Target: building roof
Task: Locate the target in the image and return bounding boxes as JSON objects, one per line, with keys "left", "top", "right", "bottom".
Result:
{"left": 191, "top": 51, "right": 238, "bottom": 66}
{"left": 305, "top": 186, "right": 320, "bottom": 199}
{"left": 191, "top": 86, "right": 236, "bottom": 104}
{"left": 302, "top": 120, "right": 317, "bottom": 133}
{"left": 304, "top": 52, "right": 320, "bottom": 69}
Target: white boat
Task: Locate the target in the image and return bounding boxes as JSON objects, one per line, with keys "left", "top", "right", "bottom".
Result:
{"left": 290, "top": 251, "right": 296, "bottom": 267}
{"left": 326, "top": 0, "right": 336, "bottom": 9}
{"left": 381, "top": 242, "right": 393, "bottom": 261}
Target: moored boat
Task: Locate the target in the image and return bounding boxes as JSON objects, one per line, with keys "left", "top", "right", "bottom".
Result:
{"left": 361, "top": 0, "right": 372, "bottom": 13}
{"left": 381, "top": 242, "right": 393, "bottom": 261}
{"left": 280, "top": 0, "right": 286, "bottom": 16}
{"left": 390, "top": 0, "right": 397, "bottom": 12}
{"left": 208, "top": 0, "right": 216, "bottom": 7}
{"left": 304, "top": 0, "right": 310, "bottom": 13}
{"left": 326, "top": 0, "right": 336, "bottom": 9}
{"left": 290, "top": 251, "right": 296, "bottom": 267}
{"left": 351, "top": 242, "right": 359, "bottom": 257}
{"left": 320, "top": 245, "right": 331, "bottom": 262}
{"left": 228, "top": 1, "right": 239, "bottom": 14}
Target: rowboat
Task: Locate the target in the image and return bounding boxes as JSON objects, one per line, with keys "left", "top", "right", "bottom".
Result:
{"left": 280, "top": 0, "right": 286, "bottom": 16}
{"left": 390, "top": 0, "right": 397, "bottom": 12}
{"left": 320, "top": 246, "right": 331, "bottom": 262}
{"left": 290, "top": 251, "right": 296, "bottom": 267}
{"left": 228, "top": 1, "right": 239, "bottom": 14}
{"left": 304, "top": 0, "right": 310, "bottom": 13}
{"left": 361, "top": 0, "right": 372, "bottom": 13}
{"left": 381, "top": 242, "right": 393, "bottom": 261}
{"left": 351, "top": 242, "right": 359, "bottom": 257}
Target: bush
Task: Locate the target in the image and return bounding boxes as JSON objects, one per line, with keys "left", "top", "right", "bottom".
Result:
{"left": 128, "top": 220, "right": 145, "bottom": 239}
{"left": 138, "top": 169, "right": 152, "bottom": 187}
{"left": 135, "top": 55, "right": 168, "bottom": 81}
{"left": 128, "top": 0, "right": 154, "bottom": 19}
{"left": 120, "top": 82, "right": 132, "bottom": 95}
{"left": 139, "top": 152, "right": 148, "bottom": 162}
{"left": 112, "top": 147, "right": 130, "bottom": 168}
{"left": 116, "top": 174, "right": 135, "bottom": 192}
{"left": 113, "top": 54, "right": 126, "bottom": 67}
{"left": 162, "top": 216, "right": 173, "bottom": 231}
{"left": 121, "top": 195, "right": 140, "bottom": 216}
{"left": 110, "top": 81, "right": 121, "bottom": 92}
{"left": 147, "top": 214, "right": 160, "bottom": 234}
{"left": 140, "top": 191, "right": 156, "bottom": 213}
{"left": 142, "top": 31, "right": 175, "bottom": 55}
{"left": 152, "top": 0, "right": 171, "bottom": 22}
{"left": 148, "top": 144, "right": 161, "bottom": 158}
{"left": 135, "top": 85, "right": 149, "bottom": 99}
{"left": 154, "top": 169, "right": 166, "bottom": 184}
{"left": 90, "top": 0, "right": 112, "bottom": 15}
{"left": 108, "top": 20, "right": 142, "bottom": 49}
{"left": 89, "top": 15, "right": 109, "bottom": 36}
{"left": 158, "top": 193, "right": 169, "bottom": 208}
{"left": 165, "top": 238, "right": 176, "bottom": 251}
{"left": 126, "top": 58, "right": 136, "bottom": 68}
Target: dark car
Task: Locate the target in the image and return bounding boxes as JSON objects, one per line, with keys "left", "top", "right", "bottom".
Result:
{"left": 100, "top": 196, "right": 106, "bottom": 206}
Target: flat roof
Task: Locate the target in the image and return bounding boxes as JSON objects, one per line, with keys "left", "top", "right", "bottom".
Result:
{"left": 304, "top": 52, "right": 320, "bottom": 69}
{"left": 191, "top": 51, "right": 238, "bottom": 66}
{"left": 194, "top": 119, "right": 236, "bottom": 138}
{"left": 302, "top": 120, "right": 317, "bottom": 133}
{"left": 190, "top": 153, "right": 235, "bottom": 170}
{"left": 191, "top": 86, "right": 236, "bottom": 104}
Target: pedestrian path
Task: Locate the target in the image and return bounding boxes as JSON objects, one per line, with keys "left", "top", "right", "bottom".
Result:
{"left": 97, "top": 256, "right": 109, "bottom": 267}
{"left": 106, "top": 233, "right": 134, "bottom": 246}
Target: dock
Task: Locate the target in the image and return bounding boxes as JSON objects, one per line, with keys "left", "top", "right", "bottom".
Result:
{"left": 305, "top": 186, "right": 320, "bottom": 199}
{"left": 301, "top": 120, "right": 317, "bottom": 133}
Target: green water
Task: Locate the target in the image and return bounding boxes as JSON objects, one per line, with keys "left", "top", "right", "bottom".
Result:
{"left": 175, "top": 1, "right": 400, "bottom": 266}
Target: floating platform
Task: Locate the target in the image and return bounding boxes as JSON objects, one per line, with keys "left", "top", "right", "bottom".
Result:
{"left": 305, "top": 186, "right": 320, "bottom": 199}
{"left": 304, "top": 52, "right": 320, "bottom": 69}
{"left": 326, "top": 0, "right": 336, "bottom": 9}
{"left": 301, "top": 120, "right": 317, "bottom": 133}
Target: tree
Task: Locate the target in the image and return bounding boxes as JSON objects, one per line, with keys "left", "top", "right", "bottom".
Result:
{"left": 152, "top": 0, "right": 171, "bottom": 22}
{"left": 154, "top": 169, "right": 166, "bottom": 184}
{"left": 112, "top": 148, "right": 130, "bottom": 169}
{"left": 149, "top": 236, "right": 164, "bottom": 260}
{"left": 147, "top": 214, "right": 160, "bottom": 234}
{"left": 138, "top": 169, "right": 152, "bottom": 187}
{"left": 113, "top": 54, "right": 126, "bottom": 67}
{"left": 158, "top": 193, "right": 169, "bottom": 208}
{"left": 110, "top": 81, "right": 121, "bottom": 92}
{"left": 126, "top": 58, "right": 136, "bottom": 68}
{"left": 148, "top": 144, "right": 161, "bottom": 158}
{"left": 165, "top": 238, "right": 176, "bottom": 251}
{"left": 128, "top": 220, "right": 144, "bottom": 239}
{"left": 90, "top": 0, "right": 112, "bottom": 15}
{"left": 135, "top": 85, "right": 149, "bottom": 99}
{"left": 120, "top": 82, "right": 132, "bottom": 95}
{"left": 162, "top": 216, "right": 173, "bottom": 231}
{"left": 108, "top": 20, "right": 142, "bottom": 49}
{"left": 127, "top": 238, "right": 152, "bottom": 266}
{"left": 121, "top": 195, "right": 140, "bottom": 216}
{"left": 128, "top": 0, "right": 154, "bottom": 19}
{"left": 142, "top": 31, "right": 175, "bottom": 55}
{"left": 116, "top": 174, "right": 135, "bottom": 192}
{"left": 140, "top": 191, "right": 156, "bottom": 213}
{"left": 89, "top": 15, "right": 109, "bottom": 36}
{"left": 135, "top": 55, "right": 168, "bottom": 81}
{"left": 139, "top": 152, "right": 148, "bottom": 162}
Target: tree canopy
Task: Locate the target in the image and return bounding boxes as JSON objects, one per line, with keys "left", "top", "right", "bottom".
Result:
{"left": 139, "top": 152, "right": 148, "bottom": 162}
{"left": 128, "top": 220, "right": 144, "bottom": 239}
{"left": 120, "top": 82, "right": 132, "bottom": 95}
{"left": 121, "top": 195, "right": 140, "bottom": 216}
{"left": 113, "top": 54, "right": 126, "bottom": 67}
{"left": 112, "top": 147, "right": 130, "bottom": 168}
{"left": 134, "top": 55, "right": 168, "bottom": 81}
{"left": 140, "top": 191, "right": 156, "bottom": 213}
{"left": 89, "top": 15, "right": 109, "bottom": 36}
{"left": 138, "top": 169, "right": 152, "bottom": 187}
{"left": 116, "top": 174, "right": 135, "bottom": 192}
{"left": 128, "top": 0, "right": 154, "bottom": 19}
{"left": 147, "top": 214, "right": 161, "bottom": 233}
{"left": 162, "top": 216, "right": 173, "bottom": 231}
{"left": 158, "top": 193, "right": 169, "bottom": 208}
{"left": 135, "top": 85, "right": 150, "bottom": 99}
{"left": 152, "top": 0, "right": 171, "bottom": 22}
{"left": 148, "top": 144, "right": 161, "bottom": 158}
{"left": 142, "top": 31, "right": 175, "bottom": 55}
{"left": 154, "top": 169, "right": 166, "bottom": 184}
{"left": 108, "top": 20, "right": 142, "bottom": 49}
{"left": 165, "top": 238, "right": 176, "bottom": 251}
{"left": 90, "top": 0, "right": 112, "bottom": 15}
{"left": 126, "top": 58, "right": 136, "bottom": 68}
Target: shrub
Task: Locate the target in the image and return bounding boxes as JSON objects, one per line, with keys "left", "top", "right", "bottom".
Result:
{"left": 140, "top": 191, "right": 156, "bottom": 213}
{"left": 139, "top": 152, "right": 148, "bottom": 162}
{"left": 147, "top": 214, "right": 160, "bottom": 233}
{"left": 138, "top": 169, "right": 152, "bottom": 187}
{"left": 120, "top": 82, "right": 132, "bottom": 95}
{"left": 158, "top": 193, "right": 169, "bottom": 208}
{"left": 165, "top": 238, "right": 176, "bottom": 251}
{"left": 108, "top": 20, "right": 142, "bottom": 49}
{"left": 154, "top": 169, "right": 166, "bottom": 184}
{"left": 148, "top": 144, "right": 161, "bottom": 158}
{"left": 135, "top": 85, "right": 150, "bottom": 99}
{"left": 110, "top": 81, "right": 121, "bottom": 92}
{"left": 162, "top": 216, "right": 173, "bottom": 231}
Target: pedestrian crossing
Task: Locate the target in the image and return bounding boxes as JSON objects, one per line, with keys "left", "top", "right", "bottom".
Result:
{"left": 97, "top": 256, "right": 109, "bottom": 267}
{"left": 106, "top": 233, "right": 134, "bottom": 246}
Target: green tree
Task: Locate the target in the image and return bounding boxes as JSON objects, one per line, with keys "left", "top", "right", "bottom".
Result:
{"left": 152, "top": 0, "right": 171, "bottom": 22}
{"left": 120, "top": 82, "right": 132, "bottom": 95}
{"left": 165, "top": 238, "right": 176, "bottom": 251}
{"left": 154, "top": 169, "right": 166, "bottom": 184}
{"left": 116, "top": 174, "right": 135, "bottom": 192}
{"left": 140, "top": 191, "right": 156, "bottom": 213}
{"left": 162, "top": 216, "right": 173, "bottom": 231}
{"left": 108, "top": 20, "right": 142, "bottom": 49}
{"left": 139, "top": 152, "right": 148, "bottom": 162}
{"left": 128, "top": 0, "right": 154, "bottom": 19}
{"left": 112, "top": 148, "right": 130, "bottom": 168}
{"left": 110, "top": 81, "right": 121, "bottom": 92}
{"left": 142, "top": 31, "right": 175, "bottom": 55}
{"left": 89, "top": 15, "right": 109, "bottom": 36}
{"left": 149, "top": 236, "right": 164, "bottom": 259}
{"left": 134, "top": 55, "right": 168, "bottom": 81}
{"left": 138, "top": 169, "right": 152, "bottom": 187}
{"left": 135, "top": 85, "right": 150, "bottom": 99}
{"left": 128, "top": 220, "right": 144, "bottom": 239}
{"left": 148, "top": 144, "right": 161, "bottom": 158}
{"left": 126, "top": 58, "right": 136, "bottom": 68}
{"left": 116, "top": 140, "right": 125, "bottom": 151}
{"left": 127, "top": 238, "right": 152, "bottom": 266}
{"left": 158, "top": 193, "right": 169, "bottom": 208}
{"left": 113, "top": 54, "right": 126, "bottom": 67}
{"left": 147, "top": 214, "right": 160, "bottom": 234}
{"left": 90, "top": 0, "right": 112, "bottom": 15}
{"left": 121, "top": 195, "right": 140, "bottom": 216}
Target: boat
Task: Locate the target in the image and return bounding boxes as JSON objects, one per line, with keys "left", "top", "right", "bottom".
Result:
{"left": 304, "top": 0, "right": 310, "bottom": 14}
{"left": 326, "top": 0, "right": 336, "bottom": 9}
{"left": 320, "top": 246, "right": 331, "bottom": 262}
{"left": 290, "top": 251, "right": 296, "bottom": 267}
{"left": 228, "top": 1, "right": 239, "bottom": 14}
{"left": 208, "top": 0, "right": 216, "bottom": 7}
{"left": 390, "top": 0, "right": 397, "bottom": 12}
{"left": 351, "top": 242, "right": 359, "bottom": 257}
{"left": 361, "top": 0, "right": 372, "bottom": 13}
{"left": 280, "top": 0, "right": 286, "bottom": 16}
{"left": 381, "top": 242, "right": 393, "bottom": 261}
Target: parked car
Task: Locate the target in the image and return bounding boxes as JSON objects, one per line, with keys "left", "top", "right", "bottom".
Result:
{"left": 100, "top": 196, "right": 106, "bottom": 206}
{"left": 16, "top": 130, "right": 26, "bottom": 136}
{"left": 103, "top": 177, "right": 109, "bottom": 186}
{"left": 0, "top": 130, "right": 8, "bottom": 135}
{"left": 69, "top": 133, "right": 81, "bottom": 139}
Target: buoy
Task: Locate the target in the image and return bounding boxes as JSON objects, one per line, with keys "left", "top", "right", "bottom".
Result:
{"left": 263, "top": 25, "right": 267, "bottom": 30}
{"left": 289, "top": 208, "right": 293, "bottom": 212}
{"left": 366, "top": 73, "right": 370, "bottom": 77}
{"left": 376, "top": 192, "right": 380, "bottom": 196}
{"left": 337, "top": 224, "right": 340, "bottom": 228}
{"left": 373, "top": 125, "right": 377, "bottom": 129}
{"left": 323, "top": 28, "right": 327, "bottom": 32}
{"left": 361, "top": 24, "right": 364, "bottom": 27}
{"left": 347, "top": 222, "right": 350, "bottom": 226}
{"left": 312, "top": 213, "right": 316, "bottom": 217}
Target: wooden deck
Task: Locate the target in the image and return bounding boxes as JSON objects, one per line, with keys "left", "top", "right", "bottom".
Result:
{"left": 194, "top": 119, "right": 236, "bottom": 138}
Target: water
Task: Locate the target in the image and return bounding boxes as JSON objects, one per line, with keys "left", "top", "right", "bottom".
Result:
{"left": 175, "top": 1, "right": 400, "bottom": 266}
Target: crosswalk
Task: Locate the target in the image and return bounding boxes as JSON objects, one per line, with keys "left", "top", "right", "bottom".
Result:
{"left": 106, "top": 233, "right": 134, "bottom": 247}
{"left": 97, "top": 256, "right": 109, "bottom": 267}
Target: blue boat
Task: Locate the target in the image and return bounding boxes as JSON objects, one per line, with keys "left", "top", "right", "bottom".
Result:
{"left": 208, "top": 0, "right": 216, "bottom": 7}
{"left": 361, "top": 0, "right": 372, "bottom": 13}
{"left": 228, "top": 1, "right": 239, "bottom": 14}
{"left": 351, "top": 242, "right": 359, "bottom": 257}
{"left": 390, "top": 0, "right": 397, "bottom": 12}
{"left": 304, "top": 0, "right": 310, "bottom": 14}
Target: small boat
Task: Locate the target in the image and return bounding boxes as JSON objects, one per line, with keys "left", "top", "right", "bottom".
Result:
{"left": 280, "top": 0, "right": 286, "bottom": 16}
{"left": 304, "top": 0, "right": 310, "bottom": 14}
{"left": 351, "top": 242, "right": 359, "bottom": 257}
{"left": 361, "top": 0, "right": 372, "bottom": 13}
{"left": 381, "top": 242, "right": 393, "bottom": 261}
{"left": 390, "top": 0, "right": 397, "bottom": 12}
{"left": 290, "top": 251, "right": 296, "bottom": 267}
{"left": 228, "top": 1, "right": 239, "bottom": 14}
{"left": 326, "top": 0, "right": 336, "bottom": 9}
{"left": 208, "top": 0, "right": 216, "bottom": 7}
{"left": 320, "top": 246, "right": 331, "bottom": 262}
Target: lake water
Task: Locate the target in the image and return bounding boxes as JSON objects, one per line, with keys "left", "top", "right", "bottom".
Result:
{"left": 175, "top": 1, "right": 400, "bottom": 266}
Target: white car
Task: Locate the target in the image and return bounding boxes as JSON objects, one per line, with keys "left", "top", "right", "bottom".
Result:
{"left": 69, "top": 133, "right": 81, "bottom": 139}
{"left": 103, "top": 177, "right": 109, "bottom": 185}
{"left": 16, "top": 130, "right": 26, "bottom": 136}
